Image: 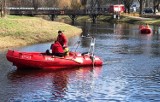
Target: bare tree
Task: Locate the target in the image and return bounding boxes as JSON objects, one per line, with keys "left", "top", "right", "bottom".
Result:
{"left": 0, "top": 0, "right": 3, "bottom": 17}
{"left": 138, "top": 0, "right": 144, "bottom": 15}
{"left": 153, "top": 0, "right": 160, "bottom": 13}
{"left": 71, "top": 0, "right": 81, "bottom": 10}
{"left": 80, "top": 0, "right": 87, "bottom": 9}
{"left": 122, "top": 0, "right": 134, "bottom": 13}
{"left": 0, "top": 0, "right": 7, "bottom": 17}
{"left": 36, "top": 0, "right": 45, "bottom": 7}
{"left": 38, "top": 0, "right": 59, "bottom": 7}
{"left": 32, "top": 0, "right": 38, "bottom": 10}
{"left": 48, "top": 0, "right": 59, "bottom": 7}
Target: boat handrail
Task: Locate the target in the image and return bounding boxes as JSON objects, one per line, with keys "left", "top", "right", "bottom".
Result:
{"left": 81, "top": 35, "right": 95, "bottom": 57}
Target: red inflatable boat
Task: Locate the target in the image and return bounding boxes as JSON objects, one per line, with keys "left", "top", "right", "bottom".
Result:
{"left": 6, "top": 37, "right": 103, "bottom": 70}
{"left": 6, "top": 50, "right": 102, "bottom": 70}
{"left": 139, "top": 25, "right": 152, "bottom": 34}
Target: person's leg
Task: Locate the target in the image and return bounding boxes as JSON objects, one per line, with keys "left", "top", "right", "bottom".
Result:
{"left": 46, "top": 49, "right": 51, "bottom": 55}
{"left": 58, "top": 53, "right": 65, "bottom": 57}
{"left": 53, "top": 53, "right": 64, "bottom": 57}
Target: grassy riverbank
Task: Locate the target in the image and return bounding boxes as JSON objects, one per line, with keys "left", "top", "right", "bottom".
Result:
{"left": 0, "top": 15, "right": 82, "bottom": 49}
{"left": 58, "top": 13, "right": 160, "bottom": 25}
{"left": 117, "top": 13, "right": 160, "bottom": 25}
{"left": 98, "top": 13, "right": 160, "bottom": 25}
{"left": 1, "top": 14, "right": 159, "bottom": 49}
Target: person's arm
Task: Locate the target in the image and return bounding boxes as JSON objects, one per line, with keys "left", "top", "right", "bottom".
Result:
{"left": 50, "top": 44, "right": 53, "bottom": 49}
{"left": 62, "top": 34, "right": 68, "bottom": 47}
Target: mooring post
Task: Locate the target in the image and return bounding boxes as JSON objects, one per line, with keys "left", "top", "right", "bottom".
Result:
{"left": 72, "top": 15, "right": 75, "bottom": 24}
{"left": 91, "top": 14, "right": 97, "bottom": 23}
{"left": 51, "top": 14, "right": 56, "bottom": 21}
{"left": 69, "top": 14, "right": 77, "bottom": 24}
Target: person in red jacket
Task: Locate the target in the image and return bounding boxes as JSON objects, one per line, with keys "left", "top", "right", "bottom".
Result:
{"left": 50, "top": 41, "right": 64, "bottom": 57}
{"left": 57, "top": 30, "right": 68, "bottom": 48}
{"left": 56, "top": 30, "right": 69, "bottom": 55}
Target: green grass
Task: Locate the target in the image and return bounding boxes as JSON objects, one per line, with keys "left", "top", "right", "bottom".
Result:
{"left": 0, "top": 15, "right": 82, "bottom": 49}
{"left": 7, "top": 15, "right": 33, "bottom": 19}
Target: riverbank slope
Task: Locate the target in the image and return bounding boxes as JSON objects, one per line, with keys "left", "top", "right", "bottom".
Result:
{"left": 114, "top": 13, "right": 160, "bottom": 25}
{"left": 58, "top": 13, "right": 160, "bottom": 25}
{"left": 0, "top": 16, "right": 82, "bottom": 49}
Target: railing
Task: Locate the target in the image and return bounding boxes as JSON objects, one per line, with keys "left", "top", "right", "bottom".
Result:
{"left": 3, "top": 7, "right": 110, "bottom": 15}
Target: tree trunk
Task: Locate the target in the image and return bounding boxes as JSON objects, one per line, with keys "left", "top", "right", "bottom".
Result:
{"left": 153, "top": 0, "right": 156, "bottom": 14}
{"left": 1, "top": 0, "right": 6, "bottom": 18}
{"left": 139, "top": 0, "right": 143, "bottom": 15}
{"left": 0, "top": 4, "right": 3, "bottom": 17}
{"left": 127, "top": 7, "right": 130, "bottom": 13}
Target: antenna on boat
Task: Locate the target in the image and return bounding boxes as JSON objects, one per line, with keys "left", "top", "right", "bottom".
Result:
{"left": 81, "top": 34, "right": 95, "bottom": 55}
{"left": 74, "top": 41, "right": 81, "bottom": 52}
{"left": 88, "top": 37, "right": 95, "bottom": 56}
{"left": 82, "top": 34, "right": 96, "bottom": 68}
{"left": 89, "top": 37, "right": 95, "bottom": 68}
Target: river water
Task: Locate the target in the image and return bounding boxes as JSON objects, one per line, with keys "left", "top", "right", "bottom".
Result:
{"left": 0, "top": 21, "right": 160, "bottom": 102}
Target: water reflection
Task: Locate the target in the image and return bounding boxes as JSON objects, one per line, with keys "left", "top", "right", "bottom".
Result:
{"left": 7, "top": 67, "right": 102, "bottom": 101}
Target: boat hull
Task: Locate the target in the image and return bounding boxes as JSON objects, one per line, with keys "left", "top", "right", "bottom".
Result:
{"left": 6, "top": 50, "right": 103, "bottom": 70}
{"left": 139, "top": 25, "right": 152, "bottom": 34}
{"left": 140, "top": 28, "right": 151, "bottom": 34}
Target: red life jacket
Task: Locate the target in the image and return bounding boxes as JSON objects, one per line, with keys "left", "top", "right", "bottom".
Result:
{"left": 51, "top": 41, "right": 64, "bottom": 54}
{"left": 57, "top": 33, "right": 68, "bottom": 47}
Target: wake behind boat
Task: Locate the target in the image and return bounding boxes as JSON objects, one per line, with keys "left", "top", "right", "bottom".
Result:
{"left": 6, "top": 36, "right": 103, "bottom": 70}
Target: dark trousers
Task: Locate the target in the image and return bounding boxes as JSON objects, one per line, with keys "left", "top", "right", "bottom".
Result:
{"left": 46, "top": 49, "right": 64, "bottom": 57}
